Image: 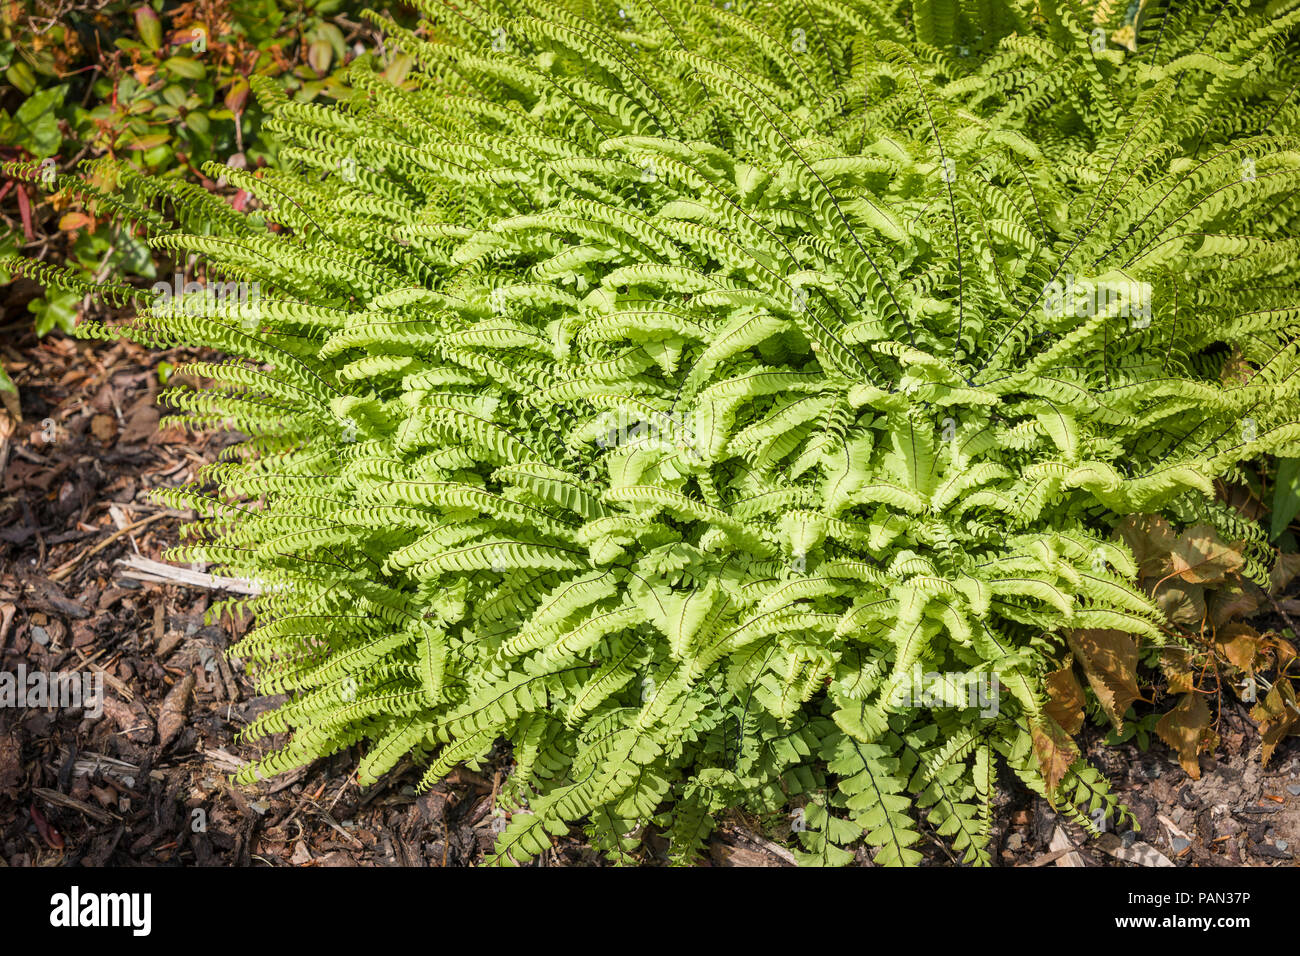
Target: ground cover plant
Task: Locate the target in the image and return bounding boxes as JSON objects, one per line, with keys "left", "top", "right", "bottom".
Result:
{"left": 5, "top": 0, "right": 1300, "bottom": 866}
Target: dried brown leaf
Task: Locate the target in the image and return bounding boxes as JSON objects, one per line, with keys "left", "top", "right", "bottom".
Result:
{"left": 1031, "top": 718, "right": 1079, "bottom": 797}
{"left": 1155, "top": 693, "right": 1214, "bottom": 779}
{"left": 1066, "top": 628, "right": 1141, "bottom": 728}
{"left": 1044, "top": 665, "right": 1086, "bottom": 735}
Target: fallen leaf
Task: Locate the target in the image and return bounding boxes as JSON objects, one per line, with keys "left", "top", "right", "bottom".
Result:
{"left": 90, "top": 413, "right": 117, "bottom": 442}
{"left": 1095, "top": 832, "right": 1175, "bottom": 867}
{"left": 1215, "top": 621, "right": 1261, "bottom": 672}
{"left": 30, "top": 804, "right": 64, "bottom": 849}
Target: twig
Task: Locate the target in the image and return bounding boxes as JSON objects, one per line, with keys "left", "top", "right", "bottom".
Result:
{"left": 49, "top": 511, "right": 174, "bottom": 582}
{"left": 72, "top": 646, "right": 134, "bottom": 703}
{"left": 309, "top": 802, "right": 365, "bottom": 849}
{"left": 1263, "top": 586, "right": 1300, "bottom": 638}
{"left": 32, "top": 787, "right": 118, "bottom": 825}
{"left": 116, "top": 554, "right": 261, "bottom": 595}
{"left": 1020, "top": 846, "right": 1076, "bottom": 867}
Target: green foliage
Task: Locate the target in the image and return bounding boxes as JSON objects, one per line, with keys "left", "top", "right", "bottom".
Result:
{"left": 27, "top": 286, "right": 78, "bottom": 335}
{"left": 0, "top": 0, "right": 398, "bottom": 336}
{"left": 37, "top": 0, "right": 1300, "bottom": 865}
{"left": 1272, "top": 458, "right": 1300, "bottom": 541}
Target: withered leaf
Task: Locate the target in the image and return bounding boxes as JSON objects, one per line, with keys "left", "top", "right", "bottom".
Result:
{"left": 1270, "top": 551, "right": 1300, "bottom": 596}
{"left": 1044, "top": 665, "right": 1086, "bottom": 735}
{"left": 1208, "top": 579, "right": 1261, "bottom": 628}
{"left": 1168, "top": 524, "right": 1245, "bottom": 586}
{"left": 1250, "top": 680, "right": 1300, "bottom": 767}
{"left": 90, "top": 413, "right": 117, "bottom": 442}
{"left": 1031, "top": 717, "right": 1079, "bottom": 798}
{"left": 1154, "top": 580, "right": 1206, "bottom": 627}
{"left": 1114, "top": 515, "right": 1178, "bottom": 578}
{"left": 1155, "top": 693, "right": 1214, "bottom": 779}
{"left": 1159, "top": 647, "right": 1196, "bottom": 695}
{"left": 1215, "top": 621, "right": 1261, "bottom": 672}
{"left": 1066, "top": 628, "right": 1141, "bottom": 729}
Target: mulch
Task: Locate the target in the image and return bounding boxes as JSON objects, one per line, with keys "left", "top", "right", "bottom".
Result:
{"left": 1, "top": 310, "right": 1297, "bottom": 867}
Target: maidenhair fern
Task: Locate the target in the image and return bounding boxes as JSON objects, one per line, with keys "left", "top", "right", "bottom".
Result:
{"left": 9, "top": 0, "right": 1300, "bottom": 866}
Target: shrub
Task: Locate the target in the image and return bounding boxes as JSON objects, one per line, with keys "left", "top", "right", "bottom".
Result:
{"left": 0, "top": 0, "right": 398, "bottom": 335}
{"left": 11, "top": 0, "right": 1300, "bottom": 865}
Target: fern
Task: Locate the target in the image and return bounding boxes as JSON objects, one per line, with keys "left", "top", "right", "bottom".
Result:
{"left": 28, "top": 0, "right": 1300, "bottom": 866}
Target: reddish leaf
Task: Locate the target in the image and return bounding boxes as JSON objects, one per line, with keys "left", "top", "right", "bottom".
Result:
{"left": 225, "top": 78, "right": 250, "bottom": 115}
{"left": 30, "top": 804, "right": 64, "bottom": 849}
{"left": 16, "top": 183, "right": 34, "bottom": 241}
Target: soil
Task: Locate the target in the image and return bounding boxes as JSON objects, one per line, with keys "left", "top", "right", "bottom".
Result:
{"left": 1, "top": 319, "right": 1297, "bottom": 868}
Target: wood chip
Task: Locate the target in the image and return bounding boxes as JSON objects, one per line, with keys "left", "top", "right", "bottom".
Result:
{"left": 1048, "top": 826, "right": 1087, "bottom": 866}
{"left": 1095, "top": 832, "right": 1175, "bottom": 867}
{"left": 157, "top": 672, "right": 195, "bottom": 750}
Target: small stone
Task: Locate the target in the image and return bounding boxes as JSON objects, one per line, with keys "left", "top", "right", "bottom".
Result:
{"left": 1171, "top": 836, "right": 1191, "bottom": 853}
{"left": 1005, "top": 832, "right": 1024, "bottom": 851}
{"left": 1277, "top": 840, "right": 1290, "bottom": 852}
{"left": 1286, "top": 784, "right": 1300, "bottom": 796}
